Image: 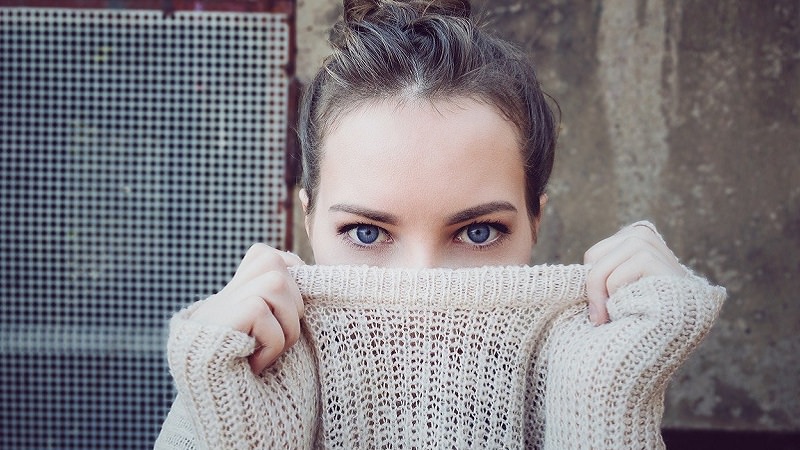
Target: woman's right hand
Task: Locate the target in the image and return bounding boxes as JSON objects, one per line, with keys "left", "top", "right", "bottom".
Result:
{"left": 190, "top": 243, "right": 305, "bottom": 374}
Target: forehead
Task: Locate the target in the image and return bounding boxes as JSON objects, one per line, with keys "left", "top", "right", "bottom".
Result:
{"left": 317, "top": 96, "right": 527, "bottom": 217}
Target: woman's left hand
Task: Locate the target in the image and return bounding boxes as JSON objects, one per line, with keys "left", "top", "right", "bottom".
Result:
{"left": 583, "top": 221, "right": 687, "bottom": 325}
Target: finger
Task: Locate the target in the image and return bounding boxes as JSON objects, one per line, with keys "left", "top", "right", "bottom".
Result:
{"left": 247, "top": 303, "right": 286, "bottom": 374}
{"left": 593, "top": 234, "right": 674, "bottom": 277}
{"left": 585, "top": 269, "right": 610, "bottom": 326}
{"left": 227, "top": 245, "right": 305, "bottom": 292}
{"left": 628, "top": 222, "right": 680, "bottom": 265}
{"left": 587, "top": 240, "right": 684, "bottom": 325}
{"left": 585, "top": 238, "right": 641, "bottom": 324}
{"left": 278, "top": 250, "right": 304, "bottom": 267}
{"left": 235, "top": 270, "right": 304, "bottom": 333}
{"left": 226, "top": 244, "right": 279, "bottom": 291}
{"left": 629, "top": 220, "right": 667, "bottom": 246}
{"left": 605, "top": 251, "right": 674, "bottom": 297}
{"left": 585, "top": 235, "right": 669, "bottom": 325}
{"left": 583, "top": 224, "right": 666, "bottom": 265}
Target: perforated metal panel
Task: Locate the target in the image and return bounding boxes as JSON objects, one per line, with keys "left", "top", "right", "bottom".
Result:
{"left": 0, "top": 8, "right": 292, "bottom": 448}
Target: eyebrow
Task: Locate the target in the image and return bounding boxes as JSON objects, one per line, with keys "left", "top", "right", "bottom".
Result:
{"left": 329, "top": 204, "right": 400, "bottom": 226}
{"left": 329, "top": 201, "right": 518, "bottom": 227}
{"left": 445, "top": 201, "right": 518, "bottom": 226}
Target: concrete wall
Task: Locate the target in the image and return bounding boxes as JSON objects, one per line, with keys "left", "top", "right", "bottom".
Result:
{"left": 292, "top": 0, "right": 800, "bottom": 432}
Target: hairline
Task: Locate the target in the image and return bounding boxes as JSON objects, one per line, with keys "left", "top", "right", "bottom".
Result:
{"left": 317, "top": 91, "right": 527, "bottom": 159}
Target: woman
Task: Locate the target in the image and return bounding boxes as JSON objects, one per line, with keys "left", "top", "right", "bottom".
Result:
{"left": 191, "top": 0, "right": 685, "bottom": 375}
{"left": 158, "top": 0, "right": 701, "bottom": 447}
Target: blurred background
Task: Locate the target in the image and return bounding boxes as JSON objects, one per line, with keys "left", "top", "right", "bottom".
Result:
{"left": 1, "top": 0, "right": 797, "bottom": 448}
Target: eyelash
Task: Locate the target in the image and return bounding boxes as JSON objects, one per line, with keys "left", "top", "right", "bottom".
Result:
{"left": 337, "top": 222, "right": 391, "bottom": 250}
{"left": 336, "top": 221, "right": 511, "bottom": 250}
{"left": 457, "top": 221, "right": 511, "bottom": 251}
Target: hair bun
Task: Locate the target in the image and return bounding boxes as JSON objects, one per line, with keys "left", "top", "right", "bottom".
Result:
{"left": 343, "top": 0, "right": 471, "bottom": 24}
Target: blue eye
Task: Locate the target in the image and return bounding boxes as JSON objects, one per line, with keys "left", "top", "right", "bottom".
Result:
{"left": 457, "top": 223, "right": 503, "bottom": 246}
{"left": 346, "top": 224, "right": 386, "bottom": 245}
{"left": 466, "top": 224, "right": 492, "bottom": 243}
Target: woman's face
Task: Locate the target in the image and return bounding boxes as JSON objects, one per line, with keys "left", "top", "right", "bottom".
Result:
{"left": 301, "top": 97, "right": 542, "bottom": 268}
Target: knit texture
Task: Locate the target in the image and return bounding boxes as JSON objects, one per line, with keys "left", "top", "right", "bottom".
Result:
{"left": 155, "top": 264, "right": 725, "bottom": 449}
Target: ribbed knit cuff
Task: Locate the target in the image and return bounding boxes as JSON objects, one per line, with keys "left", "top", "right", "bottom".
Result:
{"left": 165, "top": 302, "right": 319, "bottom": 450}
{"left": 542, "top": 274, "right": 725, "bottom": 449}
{"left": 166, "top": 303, "right": 257, "bottom": 450}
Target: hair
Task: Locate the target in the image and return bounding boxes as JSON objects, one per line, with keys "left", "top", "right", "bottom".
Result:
{"left": 298, "top": 0, "right": 557, "bottom": 220}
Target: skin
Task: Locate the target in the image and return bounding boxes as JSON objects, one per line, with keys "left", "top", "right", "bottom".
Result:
{"left": 304, "top": 98, "right": 538, "bottom": 268}
{"left": 191, "top": 96, "right": 686, "bottom": 374}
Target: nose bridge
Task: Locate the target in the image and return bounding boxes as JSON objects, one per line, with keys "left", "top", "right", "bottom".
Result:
{"left": 397, "top": 238, "right": 444, "bottom": 269}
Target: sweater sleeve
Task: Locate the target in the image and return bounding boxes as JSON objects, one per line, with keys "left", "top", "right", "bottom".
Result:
{"left": 154, "top": 393, "right": 200, "bottom": 449}
{"left": 539, "top": 273, "right": 725, "bottom": 449}
{"left": 154, "top": 300, "right": 319, "bottom": 450}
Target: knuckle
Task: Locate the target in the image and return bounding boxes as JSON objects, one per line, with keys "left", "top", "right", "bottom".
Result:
{"left": 261, "top": 250, "right": 286, "bottom": 269}
{"left": 583, "top": 248, "right": 597, "bottom": 263}
{"left": 633, "top": 226, "right": 660, "bottom": 244}
{"left": 262, "top": 270, "right": 289, "bottom": 293}
{"left": 246, "top": 242, "right": 270, "bottom": 257}
{"left": 622, "top": 235, "right": 648, "bottom": 248}
{"left": 243, "top": 295, "right": 271, "bottom": 315}
{"left": 246, "top": 304, "right": 273, "bottom": 322}
{"left": 247, "top": 244, "right": 287, "bottom": 268}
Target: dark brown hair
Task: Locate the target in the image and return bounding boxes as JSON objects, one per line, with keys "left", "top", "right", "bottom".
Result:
{"left": 298, "top": 0, "right": 557, "bottom": 219}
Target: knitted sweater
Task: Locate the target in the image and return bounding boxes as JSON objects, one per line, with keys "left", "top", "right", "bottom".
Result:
{"left": 155, "top": 264, "right": 725, "bottom": 449}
